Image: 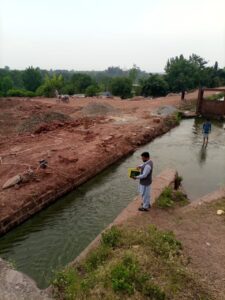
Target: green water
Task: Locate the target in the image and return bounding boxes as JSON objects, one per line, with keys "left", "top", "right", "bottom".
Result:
{"left": 0, "top": 118, "right": 225, "bottom": 288}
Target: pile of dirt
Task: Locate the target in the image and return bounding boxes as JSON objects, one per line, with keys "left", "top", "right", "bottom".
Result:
{"left": 155, "top": 105, "right": 179, "bottom": 116}
{"left": 82, "top": 102, "right": 118, "bottom": 116}
{"left": 34, "top": 116, "right": 106, "bottom": 134}
{"left": 18, "top": 112, "right": 71, "bottom": 133}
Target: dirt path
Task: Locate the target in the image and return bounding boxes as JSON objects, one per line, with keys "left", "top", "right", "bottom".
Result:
{"left": 126, "top": 199, "right": 225, "bottom": 299}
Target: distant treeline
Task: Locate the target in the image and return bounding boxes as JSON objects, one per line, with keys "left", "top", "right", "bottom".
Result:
{"left": 0, "top": 54, "right": 224, "bottom": 99}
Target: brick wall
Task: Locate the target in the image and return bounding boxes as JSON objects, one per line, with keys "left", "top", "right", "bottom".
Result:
{"left": 199, "top": 99, "right": 225, "bottom": 116}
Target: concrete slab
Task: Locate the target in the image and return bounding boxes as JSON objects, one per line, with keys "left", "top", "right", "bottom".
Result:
{"left": 0, "top": 258, "right": 52, "bottom": 300}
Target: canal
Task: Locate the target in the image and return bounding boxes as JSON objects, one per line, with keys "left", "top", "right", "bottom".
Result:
{"left": 0, "top": 118, "right": 225, "bottom": 288}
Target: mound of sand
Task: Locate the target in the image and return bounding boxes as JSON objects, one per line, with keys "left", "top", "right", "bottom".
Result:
{"left": 82, "top": 102, "right": 118, "bottom": 116}
{"left": 155, "top": 105, "right": 179, "bottom": 116}
{"left": 18, "top": 112, "right": 71, "bottom": 133}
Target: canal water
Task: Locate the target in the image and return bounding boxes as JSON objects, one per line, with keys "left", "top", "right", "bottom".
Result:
{"left": 0, "top": 118, "right": 225, "bottom": 288}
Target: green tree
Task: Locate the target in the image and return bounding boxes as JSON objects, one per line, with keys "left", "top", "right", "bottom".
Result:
{"left": 95, "top": 74, "right": 112, "bottom": 92}
{"left": 111, "top": 77, "right": 132, "bottom": 99}
{"left": 165, "top": 54, "right": 200, "bottom": 98}
{"left": 85, "top": 85, "right": 99, "bottom": 97}
{"left": 36, "top": 74, "right": 63, "bottom": 97}
{"left": 189, "top": 54, "right": 207, "bottom": 70}
{"left": 0, "top": 76, "right": 13, "bottom": 95}
{"left": 141, "top": 74, "right": 169, "bottom": 97}
{"left": 61, "top": 83, "right": 75, "bottom": 95}
{"left": 129, "top": 64, "right": 139, "bottom": 84}
{"left": 10, "top": 70, "right": 24, "bottom": 89}
{"left": 105, "top": 66, "right": 124, "bottom": 77}
{"left": 71, "top": 73, "right": 93, "bottom": 93}
{"left": 22, "top": 67, "right": 42, "bottom": 91}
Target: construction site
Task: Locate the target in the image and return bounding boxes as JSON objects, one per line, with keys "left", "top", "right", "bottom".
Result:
{"left": 1, "top": 92, "right": 193, "bottom": 234}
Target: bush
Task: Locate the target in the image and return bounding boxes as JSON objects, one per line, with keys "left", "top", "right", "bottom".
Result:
{"left": 141, "top": 74, "right": 169, "bottom": 97}
{"left": 36, "top": 75, "right": 63, "bottom": 97}
{"left": 165, "top": 112, "right": 181, "bottom": 127}
{"left": 0, "top": 76, "right": 13, "bottom": 95}
{"left": 101, "top": 226, "right": 122, "bottom": 248}
{"left": 156, "top": 187, "right": 174, "bottom": 208}
{"left": 206, "top": 92, "right": 225, "bottom": 101}
{"left": 52, "top": 267, "right": 81, "bottom": 299}
{"left": 173, "top": 190, "right": 188, "bottom": 206}
{"left": 85, "top": 245, "right": 111, "bottom": 272}
{"left": 111, "top": 77, "right": 132, "bottom": 99}
{"left": 174, "top": 111, "right": 182, "bottom": 124}
{"left": 61, "top": 83, "right": 75, "bottom": 95}
{"left": 7, "top": 89, "right": 35, "bottom": 97}
{"left": 156, "top": 187, "right": 188, "bottom": 208}
{"left": 110, "top": 254, "right": 139, "bottom": 295}
{"left": 85, "top": 85, "right": 99, "bottom": 97}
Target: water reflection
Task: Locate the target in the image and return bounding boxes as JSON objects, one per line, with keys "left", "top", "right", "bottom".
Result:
{"left": 192, "top": 118, "right": 202, "bottom": 135}
{"left": 199, "top": 145, "right": 207, "bottom": 165}
{"left": 192, "top": 118, "right": 202, "bottom": 145}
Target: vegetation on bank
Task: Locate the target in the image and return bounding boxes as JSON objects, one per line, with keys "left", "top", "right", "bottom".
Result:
{"left": 52, "top": 225, "right": 210, "bottom": 300}
{"left": 0, "top": 54, "right": 225, "bottom": 99}
{"left": 155, "top": 187, "right": 189, "bottom": 209}
{"left": 164, "top": 111, "right": 183, "bottom": 128}
{"left": 206, "top": 92, "right": 225, "bottom": 101}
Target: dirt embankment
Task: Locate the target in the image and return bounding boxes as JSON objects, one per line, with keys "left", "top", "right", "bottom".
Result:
{"left": 0, "top": 92, "right": 198, "bottom": 235}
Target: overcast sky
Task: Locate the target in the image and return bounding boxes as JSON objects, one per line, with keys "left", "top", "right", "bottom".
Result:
{"left": 0, "top": 0, "right": 225, "bottom": 72}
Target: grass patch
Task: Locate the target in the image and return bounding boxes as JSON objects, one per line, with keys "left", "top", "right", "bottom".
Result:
{"left": 146, "top": 224, "right": 182, "bottom": 259}
{"left": 205, "top": 92, "right": 225, "bottom": 101}
{"left": 52, "top": 225, "right": 210, "bottom": 299}
{"left": 110, "top": 254, "right": 140, "bottom": 295}
{"left": 101, "top": 225, "right": 122, "bottom": 248}
{"left": 155, "top": 187, "right": 189, "bottom": 209}
{"left": 52, "top": 267, "right": 82, "bottom": 299}
{"left": 174, "top": 111, "right": 182, "bottom": 123}
{"left": 84, "top": 244, "right": 111, "bottom": 272}
{"left": 164, "top": 111, "right": 182, "bottom": 128}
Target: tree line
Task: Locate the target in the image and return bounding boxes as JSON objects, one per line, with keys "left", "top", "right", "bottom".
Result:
{"left": 0, "top": 54, "right": 224, "bottom": 99}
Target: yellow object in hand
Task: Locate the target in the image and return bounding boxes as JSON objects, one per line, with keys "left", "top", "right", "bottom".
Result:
{"left": 128, "top": 168, "right": 140, "bottom": 178}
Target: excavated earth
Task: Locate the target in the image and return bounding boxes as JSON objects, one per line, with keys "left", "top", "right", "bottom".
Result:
{"left": 0, "top": 91, "right": 202, "bottom": 235}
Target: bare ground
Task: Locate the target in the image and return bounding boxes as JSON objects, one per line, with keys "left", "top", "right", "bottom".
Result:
{"left": 0, "top": 90, "right": 212, "bottom": 234}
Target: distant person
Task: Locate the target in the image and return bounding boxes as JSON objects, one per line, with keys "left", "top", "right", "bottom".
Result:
{"left": 132, "top": 152, "right": 153, "bottom": 211}
{"left": 202, "top": 119, "right": 212, "bottom": 146}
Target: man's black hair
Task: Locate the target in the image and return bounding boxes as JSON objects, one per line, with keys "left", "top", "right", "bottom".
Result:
{"left": 141, "top": 152, "right": 150, "bottom": 158}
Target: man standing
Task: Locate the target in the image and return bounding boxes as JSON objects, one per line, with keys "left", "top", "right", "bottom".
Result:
{"left": 133, "top": 152, "right": 153, "bottom": 212}
{"left": 202, "top": 119, "right": 212, "bottom": 146}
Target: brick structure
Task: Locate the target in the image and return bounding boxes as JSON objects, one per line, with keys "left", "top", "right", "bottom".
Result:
{"left": 196, "top": 88, "right": 225, "bottom": 117}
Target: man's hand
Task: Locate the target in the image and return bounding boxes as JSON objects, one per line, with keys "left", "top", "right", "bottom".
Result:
{"left": 131, "top": 176, "right": 137, "bottom": 180}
